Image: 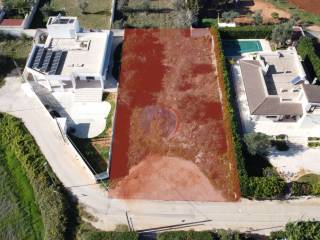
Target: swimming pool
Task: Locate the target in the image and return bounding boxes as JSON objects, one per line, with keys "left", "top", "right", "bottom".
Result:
{"left": 222, "top": 40, "right": 263, "bottom": 56}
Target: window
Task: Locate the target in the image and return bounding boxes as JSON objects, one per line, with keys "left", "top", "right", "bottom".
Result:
{"left": 282, "top": 99, "right": 292, "bottom": 101}
{"left": 86, "top": 76, "right": 95, "bottom": 81}
{"left": 281, "top": 89, "right": 288, "bottom": 92}
{"left": 266, "top": 116, "right": 277, "bottom": 118}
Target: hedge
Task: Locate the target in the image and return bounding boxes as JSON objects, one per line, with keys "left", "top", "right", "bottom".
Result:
{"left": 211, "top": 28, "right": 287, "bottom": 199}
{"left": 157, "top": 231, "right": 212, "bottom": 240}
{"left": 219, "top": 25, "right": 274, "bottom": 40}
{"left": 296, "top": 37, "right": 320, "bottom": 81}
{"left": 79, "top": 231, "right": 138, "bottom": 240}
{"left": 0, "top": 113, "right": 71, "bottom": 239}
{"left": 211, "top": 28, "right": 249, "bottom": 196}
{"left": 270, "top": 221, "right": 320, "bottom": 240}
{"left": 291, "top": 181, "right": 320, "bottom": 196}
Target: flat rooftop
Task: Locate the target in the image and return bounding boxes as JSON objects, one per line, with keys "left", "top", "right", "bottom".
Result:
{"left": 46, "top": 32, "right": 110, "bottom": 76}
{"left": 29, "top": 31, "right": 111, "bottom": 76}
{"left": 260, "top": 50, "right": 303, "bottom": 100}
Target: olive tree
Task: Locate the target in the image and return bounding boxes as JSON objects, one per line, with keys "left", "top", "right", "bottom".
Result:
{"left": 252, "top": 10, "right": 263, "bottom": 25}
{"left": 271, "top": 20, "right": 295, "bottom": 48}
{"left": 244, "top": 132, "right": 271, "bottom": 156}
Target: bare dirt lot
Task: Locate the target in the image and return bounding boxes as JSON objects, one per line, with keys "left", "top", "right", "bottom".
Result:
{"left": 288, "top": 0, "right": 320, "bottom": 15}
{"left": 109, "top": 29, "right": 240, "bottom": 202}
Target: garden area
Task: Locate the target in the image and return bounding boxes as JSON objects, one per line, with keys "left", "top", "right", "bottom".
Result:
{"left": 113, "top": 0, "right": 199, "bottom": 28}
{"left": 0, "top": 33, "right": 32, "bottom": 87}
{"left": 1, "top": 0, "right": 34, "bottom": 18}
{"left": 31, "top": 0, "right": 112, "bottom": 29}
{"left": 68, "top": 92, "right": 117, "bottom": 174}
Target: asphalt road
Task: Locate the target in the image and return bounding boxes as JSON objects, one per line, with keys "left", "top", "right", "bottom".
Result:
{"left": 1, "top": 77, "right": 320, "bottom": 236}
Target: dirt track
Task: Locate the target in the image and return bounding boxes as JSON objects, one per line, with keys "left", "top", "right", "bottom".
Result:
{"left": 289, "top": 0, "right": 320, "bottom": 15}
{"left": 110, "top": 29, "right": 240, "bottom": 202}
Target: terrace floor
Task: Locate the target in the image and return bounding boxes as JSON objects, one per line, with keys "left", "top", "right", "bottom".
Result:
{"left": 109, "top": 28, "right": 240, "bottom": 202}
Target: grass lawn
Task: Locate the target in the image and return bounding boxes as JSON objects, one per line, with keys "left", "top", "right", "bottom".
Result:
{"left": 263, "top": 0, "right": 320, "bottom": 25}
{"left": 0, "top": 149, "right": 44, "bottom": 240}
{"left": 114, "top": 0, "right": 179, "bottom": 28}
{"left": 69, "top": 93, "right": 117, "bottom": 174}
{"left": 298, "top": 174, "right": 320, "bottom": 185}
{"left": 0, "top": 35, "right": 32, "bottom": 87}
{"left": 49, "top": 0, "right": 112, "bottom": 29}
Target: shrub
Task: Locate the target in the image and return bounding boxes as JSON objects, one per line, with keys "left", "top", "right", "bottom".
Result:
{"left": 271, "top": 12, "right": 279, "bottom": 20}
{"left": 0, "top": 113, "right": 71, "bottom": 239}
{"left": 270, "top": 221, "right": 320, "bottom": 240}
{"left": 291, "top": 182, "right": 312, "bottom": 196}
{"left": 252, "top": 10, "right": 263, "bottom": 25}
{"left": 247, "top": 176, "right": 286, "bottom": 199}
{"left": 80, "top": 231, "right": 138, "bottom": 240}
{"left": 157, "top": 230, "right": 212, "bottom": 240}
{"left": 219, "top": 25, "right": 274, "bottom": 39}
{"left": 221, "top": 10, "right": 240, "bottom": 23}
{"left": 272, "top": 140, "right": 289, "bottom": 151}
{"left": 244, "top": 132, "right": 271, "bottom": 156}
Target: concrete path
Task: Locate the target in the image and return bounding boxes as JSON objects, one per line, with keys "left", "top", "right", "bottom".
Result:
{"left": 1, "top": 77, "right": 320, "bottom": 236}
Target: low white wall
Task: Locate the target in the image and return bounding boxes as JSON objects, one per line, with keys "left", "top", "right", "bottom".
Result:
{"left": 25, "top": 81, "right": 104, "bottom": 182}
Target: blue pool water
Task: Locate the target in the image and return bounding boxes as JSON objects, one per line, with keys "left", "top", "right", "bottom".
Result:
{"left": 222, "top": 40, "right": 263, "bottom": 56}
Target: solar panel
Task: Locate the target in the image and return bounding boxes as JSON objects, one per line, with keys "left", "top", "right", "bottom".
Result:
{"left": 29, "top": 46, "right": 39, "bottom": 67}
{"left": 40, "top": 50, "right": 54, "bottom": 72}
{"left": 48, "top": 51, "right": 63, "bottom": 75}
{"left": 32, "top": 47, "right": 46, "bottom": 69}
{"left": 290, "top": 76, "right": 303, "bottom": 85}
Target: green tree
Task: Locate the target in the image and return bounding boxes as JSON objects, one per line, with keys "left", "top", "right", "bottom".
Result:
{"left": 3, "top": 0, "right": 32, "bottom": 16}
{"left": 244, "top": 132, "right": 271, "bottom": 156}
{"left": 252, "top": 10, "right": 263, "bottom": 25}
{"left": 271, "top": 20, "right": 294, "bottom": 48}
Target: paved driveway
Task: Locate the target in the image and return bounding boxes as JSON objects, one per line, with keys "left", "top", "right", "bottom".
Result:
{"left": 1, "top": 77, "right": 320, "bottom": 236}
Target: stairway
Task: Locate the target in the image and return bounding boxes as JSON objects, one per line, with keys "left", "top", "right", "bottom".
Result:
{"left": 74, "top": 87, "right": 103, "bottom": 102}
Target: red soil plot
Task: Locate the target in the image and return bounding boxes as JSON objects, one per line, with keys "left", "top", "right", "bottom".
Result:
{"left": 109, "top": 28, "right": 240, "bottom": 202}
{"left": 288, "top": 0, "right": 320, "bottom": 15}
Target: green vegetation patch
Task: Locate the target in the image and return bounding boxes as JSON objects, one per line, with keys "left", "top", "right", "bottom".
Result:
{"left": 0, "top": 113, "right": 72, "bottom": 239}
{"left": 264, "top": 0, "right": 320, "bottom": 25}
{"left": 296, "top": 37, "right": 320, "bottom": 82}
{"left": 0, "top": 34, "right": 32, "bottom": 87}
{"left": 0, "top": 149, "right": 44, "bottom": 240}
{"left": 298, "top": 174, "right": 320, "bottom": 185}
{"left": 35, "top": 0, "right": 112, "bottom": 29}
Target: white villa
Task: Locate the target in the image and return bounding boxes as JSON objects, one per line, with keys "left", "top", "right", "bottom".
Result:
{"left": 237, "top": 48, "right": 320, "bottom": 133}
{"left": 25, "top": 15, "right": 113, "bottom": 102}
